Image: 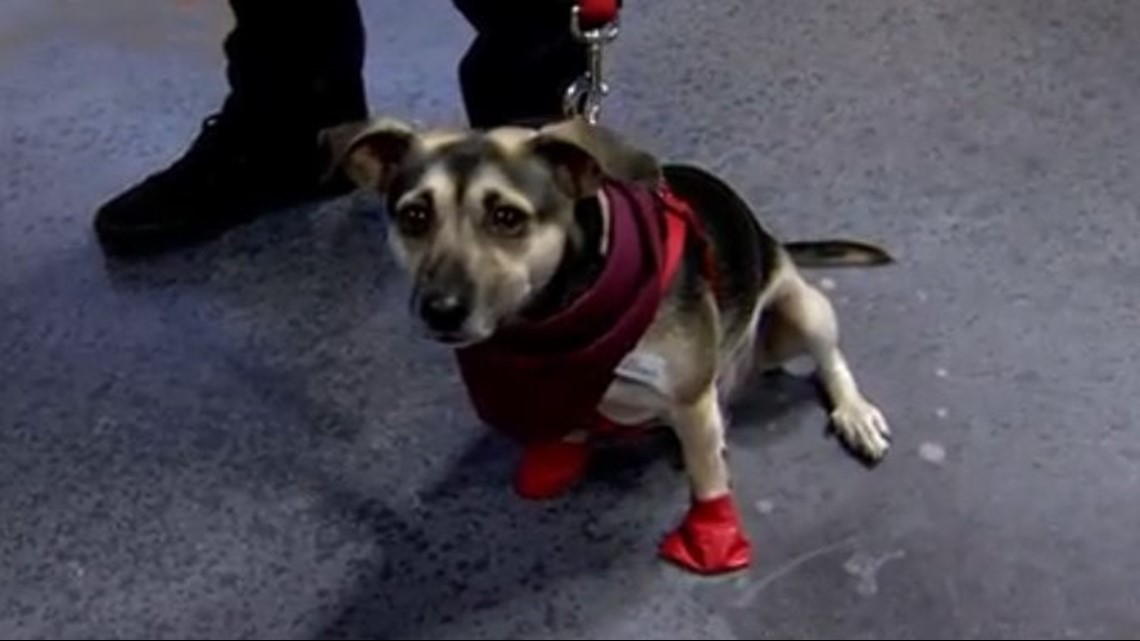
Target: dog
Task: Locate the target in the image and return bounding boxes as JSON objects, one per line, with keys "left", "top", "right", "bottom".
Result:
{"left": 324, "top": 116, "right": 894, "bottom": 575}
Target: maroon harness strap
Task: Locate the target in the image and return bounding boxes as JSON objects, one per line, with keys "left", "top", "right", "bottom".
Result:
{"left": 455, "top": 180, "right": 671, "bottom": 445}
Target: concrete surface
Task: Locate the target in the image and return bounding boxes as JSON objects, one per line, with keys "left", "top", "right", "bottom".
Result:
{"left": 2, "top": 1, "right": 1139, "bottom": 639}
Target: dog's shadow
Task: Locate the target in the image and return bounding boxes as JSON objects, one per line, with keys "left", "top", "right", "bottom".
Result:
{"left": 728, "top": 366, "right": 884, "bottom": 468}
{"left": 311, "top": 429, "right": 687, "bottom": 640}
{"left": 310, "top": 371, "right": 824, "bottom": 639}
{"left": 725, "top": 367, "right": 823, "bottom": 443}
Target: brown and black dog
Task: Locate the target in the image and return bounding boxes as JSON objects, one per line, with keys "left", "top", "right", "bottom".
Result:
{"left": 324, "top": 116, "right": 894, "bottom": 574}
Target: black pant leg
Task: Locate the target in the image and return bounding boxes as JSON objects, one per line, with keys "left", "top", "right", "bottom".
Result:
{"left": 222, "top": 0, "right": 368, "bottom": 142}
{"left": 453, "top": 0, "right": 589, "bottom": 128}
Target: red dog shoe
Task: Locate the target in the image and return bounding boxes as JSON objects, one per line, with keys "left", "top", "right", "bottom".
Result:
{"left": 659, "top": 494, "right": 752, "bottom": 574}
{"left": 514, "top": 440, "right": 591, "bottom": 500}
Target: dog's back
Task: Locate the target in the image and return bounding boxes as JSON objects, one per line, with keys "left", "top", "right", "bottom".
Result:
{"left": 657, "top": 164, "right": 781, "bottom": 361}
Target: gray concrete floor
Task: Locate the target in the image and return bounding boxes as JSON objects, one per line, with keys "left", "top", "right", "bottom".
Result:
{"left": 2, "top": 1, "right": 1139, "bottom": 639}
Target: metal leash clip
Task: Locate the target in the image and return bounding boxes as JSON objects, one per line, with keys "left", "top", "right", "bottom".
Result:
{"left": 563, "top": 4, "right": 620, "bottom": 124}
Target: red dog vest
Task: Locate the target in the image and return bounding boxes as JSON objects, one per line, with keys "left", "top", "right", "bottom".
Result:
{"left": 454, "top": 179, "right": 701, "bottom": 445}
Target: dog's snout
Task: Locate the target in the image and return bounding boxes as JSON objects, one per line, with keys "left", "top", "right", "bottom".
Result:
{"left": 419, "top": 291, "right": 471, "bottom": 334}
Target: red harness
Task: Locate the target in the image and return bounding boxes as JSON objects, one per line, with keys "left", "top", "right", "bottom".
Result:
{"left": 454, "top": 179, "right": 708, "bottom": 445}
{"left": 658, "top": 187, "right": 692, "bottom": 295}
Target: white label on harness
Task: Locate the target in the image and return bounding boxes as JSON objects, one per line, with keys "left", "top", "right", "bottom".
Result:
{"left": 615, "top": 351, "right": 669, "bottom": 392}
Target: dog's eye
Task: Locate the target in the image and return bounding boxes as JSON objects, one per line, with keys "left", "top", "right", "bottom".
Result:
{"left": 396, "top": 205, "right": 433, "bottom": 237}
{"left": 487, "top": 205, "right": 528, "bottom": 236}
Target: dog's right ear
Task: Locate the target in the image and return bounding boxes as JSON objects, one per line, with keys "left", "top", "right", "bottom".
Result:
{"left": 320, "top": 117, "right": 418, "bottom": 193}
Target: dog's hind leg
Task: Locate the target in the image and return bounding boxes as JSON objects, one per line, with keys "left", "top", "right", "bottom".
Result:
{"left": 657, "top": 386, "right": 752, "bottom": 575}
{"left": 763, "top": 274, "right": 892, "bottom": 463}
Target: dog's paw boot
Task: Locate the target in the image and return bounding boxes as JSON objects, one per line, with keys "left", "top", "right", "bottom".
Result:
{"left": 659, "top": 495, "right": 752, "bottom": 574}
{"left": 514, "top": 440, "right": 591, "bottom": 500}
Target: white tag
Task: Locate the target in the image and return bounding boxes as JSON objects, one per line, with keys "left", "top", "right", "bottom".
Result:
{"left": 614, "top": 351, "right": 670, "bottom": 392}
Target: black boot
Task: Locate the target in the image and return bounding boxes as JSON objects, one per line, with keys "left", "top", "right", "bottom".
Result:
{"left": 93, "top": 112, "right": 360, "bottom": 257}
{"left": 94, "top": 0, "right": 367, "bottom": 257}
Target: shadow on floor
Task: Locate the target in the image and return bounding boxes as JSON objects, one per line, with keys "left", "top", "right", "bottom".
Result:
{"left": 308, "top": 374, "right": 818, "bottom": 639}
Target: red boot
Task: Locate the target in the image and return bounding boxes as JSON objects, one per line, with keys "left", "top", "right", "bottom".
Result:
{"left": 514, "top": 440, "right": 591, "bottom": 500}
{"left": 659, "top": 494, "right": 752, "bottom": 574}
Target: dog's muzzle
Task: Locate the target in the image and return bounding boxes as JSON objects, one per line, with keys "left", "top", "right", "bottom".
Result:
{"left": 417, "top": 290, "right": 472, "bottom": 341}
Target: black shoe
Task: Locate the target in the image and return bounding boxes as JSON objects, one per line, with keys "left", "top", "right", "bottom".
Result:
{"left": 94, "top": 113, "right": 352, "bottom": 257}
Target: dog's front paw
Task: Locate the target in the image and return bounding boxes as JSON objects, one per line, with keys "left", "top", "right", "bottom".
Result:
{"left": 659, "top": 495, "right": 752, "bottom": 575}
{"left": 830, "top": 397, "right": 892, "bottom": 462}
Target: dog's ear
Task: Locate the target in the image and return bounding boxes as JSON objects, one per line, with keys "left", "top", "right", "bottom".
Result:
{"left": 321, "top": 117, "right": 418, "bottom": 193}
{"left": 527, "top": 117, "right": 662, "bottom": 199}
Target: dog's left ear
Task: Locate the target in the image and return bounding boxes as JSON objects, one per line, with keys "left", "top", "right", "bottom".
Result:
{"left": 320, "top": 117, "right": 418, "bottom": 194}
{"left": 527, "top": 117, "right": 662, "bottom": 199}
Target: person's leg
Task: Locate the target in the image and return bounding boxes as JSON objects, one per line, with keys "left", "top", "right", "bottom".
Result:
{"left": 94, "top": 0, "right": 367, "bottom": 256}
{"left": 453, "top": 0, "right": 589, "bottom": 128}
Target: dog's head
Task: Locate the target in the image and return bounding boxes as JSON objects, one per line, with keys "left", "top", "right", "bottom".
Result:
{"left": 325, "top": 116, "right": 660, "bottom": 346}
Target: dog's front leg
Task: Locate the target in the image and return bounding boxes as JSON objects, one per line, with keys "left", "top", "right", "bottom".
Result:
{"left": 658, "top": 386, "right": 752, "bottom": 574}
{"left": 672, "top": 388, "right": 731, "bottom": 500}
{"left": 776, "top": 276, "right": 892, "bottom": 462}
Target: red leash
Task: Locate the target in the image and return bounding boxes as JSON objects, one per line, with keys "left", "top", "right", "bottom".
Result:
{"left": 577, "top": 0, "right": 620, "bottom": 30}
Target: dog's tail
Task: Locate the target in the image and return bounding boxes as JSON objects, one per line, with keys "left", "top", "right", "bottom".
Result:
{"left": 782, "top": 240, "right": 895, "bottom": 268}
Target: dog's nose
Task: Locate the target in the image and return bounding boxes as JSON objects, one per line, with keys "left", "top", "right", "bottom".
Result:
{"left": 419, "top": 292, "right": 470, "bottom": 334}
